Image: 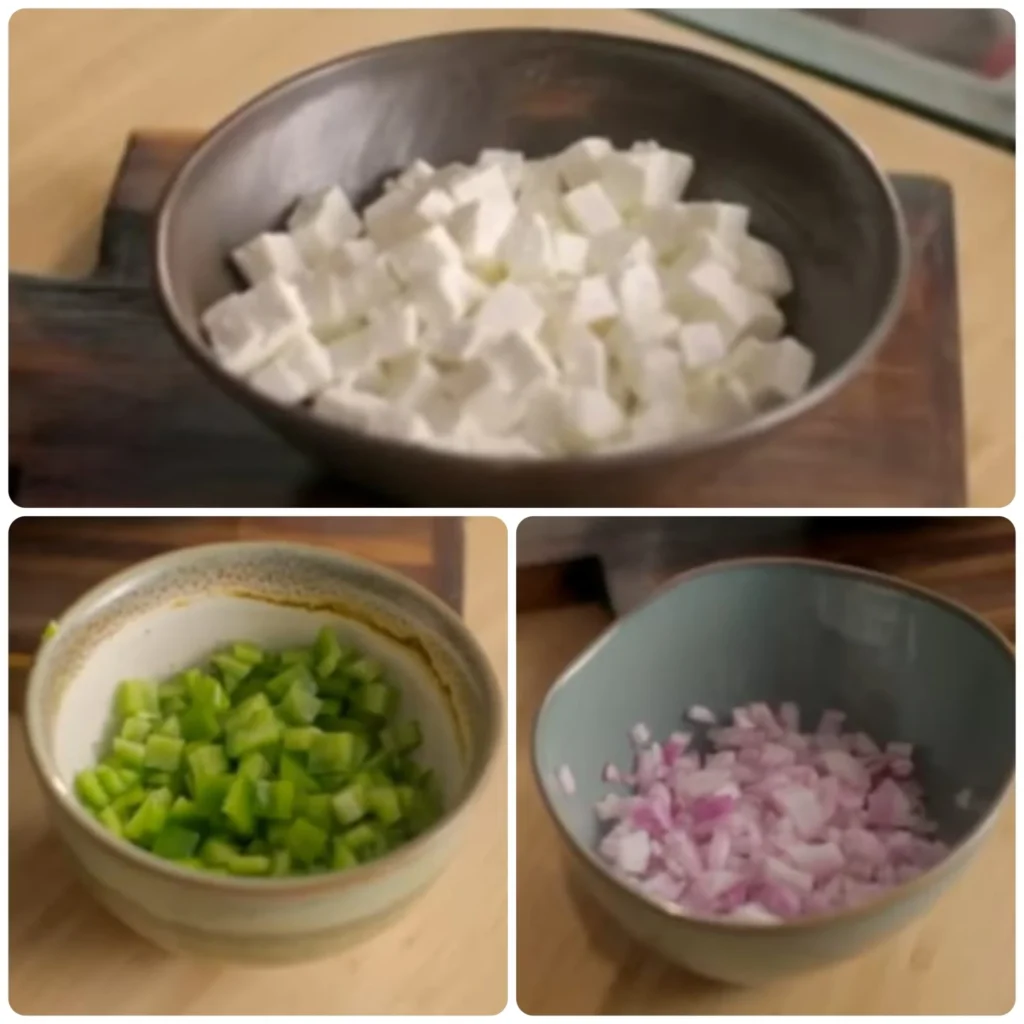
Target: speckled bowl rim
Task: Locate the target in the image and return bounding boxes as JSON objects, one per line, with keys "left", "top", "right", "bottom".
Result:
{"left": 154, "top": 27, "right": 909, "bottom": 469}
{"left": 26, "top": 540, "right": 503, "bottom": 894}
{"left": 532, "top": 554, "right": 1015, "bottom": 933}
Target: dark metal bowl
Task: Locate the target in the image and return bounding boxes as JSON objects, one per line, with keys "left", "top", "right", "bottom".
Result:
{"left": 154, "top": 29, "right": 908, "bottom": 506}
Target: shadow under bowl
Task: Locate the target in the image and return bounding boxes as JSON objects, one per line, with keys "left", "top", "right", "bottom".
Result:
{"left": 155, "top": 29, "right": 907, "bottom": 506}
{"left": 533, "top": 557, "right": 1014, "bottom": 984}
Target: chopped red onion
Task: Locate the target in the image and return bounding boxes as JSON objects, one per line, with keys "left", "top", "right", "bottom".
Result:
{"left": 594, "top": 702, "right": 949, "bottom": 923}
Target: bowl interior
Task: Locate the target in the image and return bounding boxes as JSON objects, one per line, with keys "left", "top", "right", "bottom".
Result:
{"left": 535, "top": 561, "right": 1014, "bottom": 854}
{"left": 32, "top": 544, "right": 498, "bottom": 818}
{"left": 159, "top": 30, "right": 903, "bottom": 389}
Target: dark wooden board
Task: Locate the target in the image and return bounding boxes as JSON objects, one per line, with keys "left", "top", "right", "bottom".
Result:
{"left": 10, "top": 132, "right": 966, "bottom": 508}
{"left": 517, "top": 516, "right": 1014, "bottom": 646}
{"left": 9, "top": 515, "right": 463, "bottom": 710}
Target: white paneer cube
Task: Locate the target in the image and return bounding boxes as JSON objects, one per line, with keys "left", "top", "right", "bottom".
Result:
{"left": 478, "top": 148, "right": 525, "bottom": 191}
{"left": 555, "top": 137, "right": 613, "bottom": 189}
{"left": 442, "top": 357, "right": 495, "bottom": 401}
{"left": 600, "top": 147, "right": 693, "bottom": 213}
{"left": 563, "top": 181, "right": 623, "bottom": 236}
{"left": 385, "top": 224, "right": 462, "bottom": 284}
{"left": 266, "top": 327, "right": 333, "bottom": 396}
{"left": 565, "top": 275, "right": 618, "bottom": 326}
{"left": 291, "top": 268, "right": 350, "bottom": 337}
{"left": 385, "top": 353, "right": 442, "bottom": 411}
{"left": 414, "top": 264, "right": 489, "bottom": 336}
{"left": 693, "top": 374, "right": 757, "bottom": 429}
{"left": 484, "top": 330, "right": 558, "bottom": 391}
{"left": 424, "top": 321, "right": 478, "bottom": 363}
{"left": 325, "top": 326, "right": 374, "bottom": 379}
{"left": 499, "top": 212, "right": 558, "bottom": 281}
{"left": 247, "top": 359, "right": 311, "bottom": 405}
{"left": 518, "top": 159, "right": 565, "bottom": 221}
{"left": 313, "top": 384, "right": 390, "bottom": 429}
{"left": 666, "top": 229, "right": 742, "bottom": 280}
{"left": 662, "top": 148, "right": 696, "bottom": 199}
{"left": 738, "top": 236, "right": 793, "bottom": 298}
{"left": 557, "top": 323, "right": 607, "bottom": 391}
{"left": 364, "top": 186, "right": 455, "bottom": 246}
{"left": 463, "top": 382, "right": 525, "bottom": 435}
{"left": 629, "top": 346, "right": 686, "bottom": 406}
{"left": 337, "top": 261, "right": 399, "bottom": 319}
{"left": 333, "top": 237, "right": 378, "bottom": 272}
{"left": 561, "top": 387, "right": 626, "bottom": 449}
{"left": 587, "top": 228, "right": 655, "bottom": 273}
{"left": 518, "top": 380, "right": 570, "bottom": 454}
{"left": 613, "top": 261, "right": 664, "bottom": 330}
{"left": 553, "top": 231, "right": 589, "bottom": 276}
{"left": 625, "top": 401, "right": 692, "bottom": 448}
{"left": 472, "top": 282, "right": 546, "bottom": 345}
{"left": 449, "top": 164, "right": 515, "bottom": 208}
{"left": 231, "top": 232, "right": 306, "bottom": 283}
{"left": 676, "top": 321, "right": 729, "bottom": 369}
{"left": 393, "top": 159, "right": 436, "bottom": 192}
{"left": 286, "top": 186, "right": 362, "bottom": 262}
{"left": 632, "top": 203, "right": 692, "bottom": 261}
{"left": 684, "top": 202, "right": 750, "bottom": 248}
{"left": 366, "top": 301, "right": 419, "bottom": 361}
{"left": 448, "top": 196, "right": 516, "bottom": 266}
{"left": 674, "top": 259, "right": 784, "bottom": 341}
{"left": 730, "top": 335, "right": 814, "bottom": 403}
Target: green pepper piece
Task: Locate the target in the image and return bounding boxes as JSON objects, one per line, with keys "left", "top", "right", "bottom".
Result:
{"left": 381, "top": 719, "right": 423, "bottom": 754}
{"left": 185, "top": 671, "right": 229, "bottom": 713}
{"left": 144, "top": 733, "right": 185, "bottom": 772}
{"left": 302, "top": 794, "right": 334, "bottom": 831}
{"left": 266, "top": 821, "right": 291, "bottom": 848}
{"left": 286, "top": 817, "right": 328, "bottom": 866}
{"left": 211, "top": 652, "right": 254, "bottom": 685}
{"left": 154, "top": 715, "right": 182, "bottom": 739}
{"left": 96, "top": 805, "right": 123, "bottom": 836}
{"left": 193, "top": 773, "right": 233, "bottom": 818}
{"left": 239, "top": 751, "right": 270, "bottom": 780}
{"left": 112, "top": 737, "right": 146, "bottom": 770}
{"left": 222, "top": 776, "right": 256, "bottom": 837}
{"left": 169, "top": 796, "right": 205, "bottom": 827}
{"left": 152, "top": 824, "right": 201, "bottom": 860}
{"left": 282, "top": 726, "right": 321, "bottom": 753}
{"left": 75, "top": 769, "right": 110, "bottom": 810}
{"left": 95, "top": 764, "right": 128, "bottom": 799}
{"left": 115, "top": 680, "right": 159, "bottom": 720}
{"left": 187, "top": 743, "right": 229, "bottom": 781}
{"left": 230, "top": 642, "right": 264, "bottom": 665}
{"left": 368, "top": 785, "right": 403, "bottom": 825}
{"left": 341, "top": 821, "right": 387, "bottom": 862}
{"left": 313, "top": 626, "right": 343, "bottom": 680}
{"left": 356, "top": 680, "right": 400, "bottom": 723}
{"left": 225, "top": 707, "right": 282, "bottom": 759}
{"left": 201, "top": 836, "right": 240, "bottom": 868}
{"left": 279, "top": 752, "right": 321, "bottom": 794}
{"left": 348, "top": 658, "right": 382, "bottom": 686}
{"left": 120, "top": 715, "right": 154, "bottom": 743}
{"left": 255, "top": 780, "right": 295, "bottom": 821}
{"left": 308, "top": 732, "right": 367, "bottom": 775}
{"left": 123, "top": 787, "right": 173, "bottom": 843}
{"left": 331, "top": 836, "right": 360, "bottom": 870}
{"left": 277, "top": 681, "right": 323, "bottom": 726}
{"left": 112, "top": 787, "right": 146, "bottom": 817}
{"left": 331, "top": 782, "right": 367, "bottom": 826}
{"left": 179, "top": 703, "right": 223, "bottom": 743}
{"left": 42, "top": 620, "right": 59, "bottom": 641}
{"left": 227, "top": 853, "right": 271, "bottom": 876}
{"left": 264, "top": 663, "right": 314, "bottom": 703}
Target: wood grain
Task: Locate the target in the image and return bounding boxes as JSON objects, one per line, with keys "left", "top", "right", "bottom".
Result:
{"left": 9, "top": 516, "right": 507, "bottom": 1015}
{"left": 9, "top": 516, "right": 463, "bottom": 709}
{"left": 516, "top": 516, "right": 1014, "bottom": 1013}
{"left": 10, "top": 8, "right": 1012, "bottom": 507}
{"left": 10, "top": 140, "right": 965, "bottom": 508}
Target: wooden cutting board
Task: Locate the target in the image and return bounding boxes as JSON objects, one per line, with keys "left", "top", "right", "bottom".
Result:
{"left": 516, "top": 515, "right": 1014, "bottom": 1014}
{"left": 9, "top": 515, "right": 463, "bottom": 711}
{"left": 10, "top": 132, "right": 965, "bottom": 507}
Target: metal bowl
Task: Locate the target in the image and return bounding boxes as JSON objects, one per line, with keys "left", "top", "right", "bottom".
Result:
{"left": 154, "top": 29, "right": 908, "bottom": 506}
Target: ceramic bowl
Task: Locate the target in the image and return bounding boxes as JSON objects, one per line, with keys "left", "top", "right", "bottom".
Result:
{"left": 533, "top": 557, "right": 1014, "bottom": 984}
{"left": 25, "top": 541, "right": 502, "bottom": 964}
{"left": 154, "top": 29, "right": 907, "bottom": 506}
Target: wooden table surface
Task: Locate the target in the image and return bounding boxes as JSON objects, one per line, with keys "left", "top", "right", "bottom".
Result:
{"left": 9, "top": 517, "right": 508, "bottom": 1015}
{"left": 9, "top": 9, "right": 1015, "bottom": 506}
{"left": 516, "top": 517, "right": 1014, "bottom": 1014}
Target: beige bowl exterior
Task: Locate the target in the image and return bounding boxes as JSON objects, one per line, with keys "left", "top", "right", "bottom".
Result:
{"left": 25, "top": 542, "right": 501, "bottom": 964}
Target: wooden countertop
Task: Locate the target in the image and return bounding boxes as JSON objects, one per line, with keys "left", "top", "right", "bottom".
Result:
{"left": 9, "top": 9, "right": 1015, "bottom": 506}
{"left": 516, "top": 518, "right": 1014, "bottom": 1013}
{"left": 9, "top": 517, "right": 507, "bottom": 1014}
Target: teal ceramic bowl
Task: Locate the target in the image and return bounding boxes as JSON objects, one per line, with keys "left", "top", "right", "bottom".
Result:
{"left": 533, "top": 557, "right": 1014, "bottom": 984}
{"left": 26, "top": 542, "right": 502, "bottom": 963}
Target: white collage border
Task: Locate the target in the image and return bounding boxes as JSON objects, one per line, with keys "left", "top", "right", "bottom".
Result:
{"left": 3, "top": 0, "right": 1021, "bottom": 1019}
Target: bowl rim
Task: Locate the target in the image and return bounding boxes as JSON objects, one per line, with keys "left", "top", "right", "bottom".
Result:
{"left": 531, "top": 554, "right": 1015, "bottom": 932}
{"left": 25, "top": 539, "right": 503, "bottom": 894}
{"left": 153, "top": 26, "right": 910, "bottom": 472}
